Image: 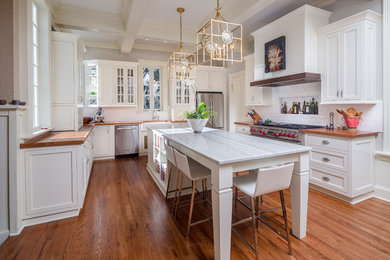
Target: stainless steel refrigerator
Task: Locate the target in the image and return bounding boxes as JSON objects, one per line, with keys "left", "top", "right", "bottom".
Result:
{"left": 196, "top": 91, "right": 224, "bottom": 129}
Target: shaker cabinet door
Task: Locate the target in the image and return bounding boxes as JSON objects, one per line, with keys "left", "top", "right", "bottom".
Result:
{"left": 99, "top": 65, "right": 114, "bottom": 106}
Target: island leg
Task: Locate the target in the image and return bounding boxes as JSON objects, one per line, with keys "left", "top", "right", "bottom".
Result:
{"left": 290, "top": 151, "right": 310, "bottom": 239}
{"left": 211, "top": 165, "right": 233, "bottom": 260}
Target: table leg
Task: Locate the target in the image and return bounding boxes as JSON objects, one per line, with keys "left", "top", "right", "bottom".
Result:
{"left": 290, "top": 152, "right": 310, "bottom": 239}
{"left": 211, "top": 165, "right": 233, "bottom": 260}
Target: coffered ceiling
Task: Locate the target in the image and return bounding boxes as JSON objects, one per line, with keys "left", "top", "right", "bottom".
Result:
{"left": 52, "top": 0, "right": 340, "bottom": 54}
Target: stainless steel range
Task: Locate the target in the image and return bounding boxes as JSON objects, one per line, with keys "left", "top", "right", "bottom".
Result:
{"left": 250, "top": 122, "right": 323, "bottom": 144}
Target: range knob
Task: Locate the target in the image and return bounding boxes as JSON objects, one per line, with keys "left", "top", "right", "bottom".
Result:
{"left": 258, "top": 129, "right": 262, "bottom": 133}
{"left": 274, "top": 133, "right": 278, "bottom": 137}
{"left": 287, "top": 134, "right": 291, "bottom": 137}
{"left": 292, "top": 134, "right": 296, "bottom": 138}
{"left": 283, "top": 133, "right": 287, "bottom": 137}
{"left": 262, "top": 132, "right": 266, "bottom": 135}
{"left": 279, "top": 133, "right": 282, "bottom": 136}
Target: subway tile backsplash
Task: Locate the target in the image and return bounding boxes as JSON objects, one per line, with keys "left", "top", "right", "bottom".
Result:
{"left": 249, "top": 82, "right": 383, "bottom": 133}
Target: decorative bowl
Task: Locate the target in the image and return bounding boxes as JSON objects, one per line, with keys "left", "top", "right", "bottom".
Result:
{"left": 344, "top": 116, "right": 360, "bottom": 129}
{"left": 187, "top": 119, "right": 208, "bottom": 134}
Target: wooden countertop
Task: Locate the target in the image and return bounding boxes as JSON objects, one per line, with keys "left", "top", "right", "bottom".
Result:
{"left": 234, "top": 122, "right": 251, "bottom": 126}
{"left": 20, "top": 126, "right": 94, "bottom": 149}
{"left": 303, "top": 128, "right": 378, "bottom": 138}
{"left": 84, "top": 120, "right": 187, "bottom": 126}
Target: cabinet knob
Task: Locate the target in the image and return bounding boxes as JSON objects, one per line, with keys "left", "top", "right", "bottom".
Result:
{"left": 322, "top": 176, "right": 330, "bottom": 182}
{"left": 322, "top": 140, "right": 330, "bottom": 145}
{"left": 322, "top": 157, "right": 330, "bottom": 162}
{"left": 340, "top": 90, "right": 343, "bottom": 97}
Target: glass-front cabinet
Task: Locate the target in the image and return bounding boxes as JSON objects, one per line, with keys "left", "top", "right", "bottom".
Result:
{"left": 83, "top": 60, "right": 138, "bottom": 107}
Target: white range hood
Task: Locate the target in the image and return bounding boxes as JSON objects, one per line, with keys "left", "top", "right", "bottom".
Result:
{"left": 250, "top": 5, "right": 331, "bottom": 87}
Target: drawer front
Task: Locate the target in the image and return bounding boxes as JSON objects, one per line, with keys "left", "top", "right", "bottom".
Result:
{"left": 235, "top": 125, "right": 250, "bottom": 135}
{"left": 310, "top": 167, "right": 348, "bottom": 194}
{"left": 310, "top": 150, "right": 348, "bottom": 172}
{"left": 307, "top": 135, "right": 348, "bottom": 152}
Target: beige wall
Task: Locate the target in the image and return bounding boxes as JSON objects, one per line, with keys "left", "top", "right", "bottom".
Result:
{"left": 0, "top": 0, "right": 19, "bottom": 101}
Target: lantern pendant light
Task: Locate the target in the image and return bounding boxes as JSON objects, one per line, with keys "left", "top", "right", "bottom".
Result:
{"left": 168, "top": 8, "right": 196, "bottom": 85}
{"left": 196, "top": 0, "right": 242, "bottom": 67}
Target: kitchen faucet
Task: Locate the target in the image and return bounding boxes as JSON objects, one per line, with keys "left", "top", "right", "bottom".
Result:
{"left": 152, "top": 110, "right": 159, "bottom": 120}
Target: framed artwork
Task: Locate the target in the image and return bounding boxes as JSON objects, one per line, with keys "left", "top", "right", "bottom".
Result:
{"left": 264, "top": 36, "right": 286, "bottom": 73}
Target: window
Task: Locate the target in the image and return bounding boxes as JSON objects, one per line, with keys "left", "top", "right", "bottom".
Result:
{"left": 143, "top": 66, "right": 161, "bottom": 110}
{"left": 32, "top": 1, "right": 40, "bottom": 130}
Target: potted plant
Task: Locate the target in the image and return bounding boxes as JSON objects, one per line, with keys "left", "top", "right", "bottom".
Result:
{"left": 183, "top": 102, "right": 212, "bottom": 133}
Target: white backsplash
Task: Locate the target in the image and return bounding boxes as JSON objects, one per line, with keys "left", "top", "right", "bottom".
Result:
{"left": 248, "top": 82, "right": 383, "bottom": 133}
{"left": 83, "top": 107, "right": 170, "bottom": 122}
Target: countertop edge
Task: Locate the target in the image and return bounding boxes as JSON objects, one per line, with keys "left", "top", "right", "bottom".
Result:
{"left": 84, "top": 120, "right": 187, "bottom": 126}
{"left": 302, "top": 128, "right": 378, "bottom": 138}
{"left": 234, "top": 122, "right": 251, "bottom": 126}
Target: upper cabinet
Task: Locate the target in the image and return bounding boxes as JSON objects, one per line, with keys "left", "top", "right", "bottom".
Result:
{"left": 196, "top": 67, "right": 226, "bottom": 92}
{"left": 84, "top": 60, "right": 138, "bottom": 107}
{"left": 318, "top": 11, "right": 381, "bottom": 104}
{"left": 52, "top": 32, "right": 86, "bottom": 131}
{"left": 244, "top": 54, "right": 271, "bottom": 106}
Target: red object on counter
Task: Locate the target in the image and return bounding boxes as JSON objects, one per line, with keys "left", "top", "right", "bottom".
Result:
{"left": 344, "top": 117, "right": 360, "bottom": 129}
{"left": 292, "top": 134, "right": 296, "bottom": 138}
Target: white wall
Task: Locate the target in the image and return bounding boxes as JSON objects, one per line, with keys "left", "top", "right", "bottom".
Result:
{"left": 326, "top": 0, "right": 382, "bottom": 23}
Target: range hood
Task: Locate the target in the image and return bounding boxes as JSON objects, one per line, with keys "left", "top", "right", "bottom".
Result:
{"left": 250, "top": 5, "right": 331, "bottom": 88}
{"left": 250, "top": 72, "right": 321, "bottom": 87}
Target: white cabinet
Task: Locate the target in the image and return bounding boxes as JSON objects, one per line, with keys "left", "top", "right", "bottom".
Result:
{"left": 52, "top": 32, "right": 86, "bottom": 131}
{"left": 24, "top": 147, "right": 78, "bottom": 217}
{"left": 305, "top": 134, "right": 375, "bottom": 201}
{"left": 84, "top": 60, "right": 138, "bottom": 107}
{"left": 244, "top": 54, "right": 272, "bottom": 106}
{"left": 196, "top": 68, "right": 226, "bottom": 92}
{"left": 0, "top": 117, "right": 8, "bottom": 245}
{"left": 234, "top": 124, "right": 250, "bottom": 135}
{"left": 318, "top": 11, "right": 381, "bottom": 104}
{"left": 92, "top": 125, "right": 115, "bottom": 159}
{"left": 139, "top": 130, "right": 149, "bottom": 155}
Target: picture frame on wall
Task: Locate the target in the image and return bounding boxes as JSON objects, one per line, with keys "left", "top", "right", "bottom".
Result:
{"left": 264, "top": 36, "right": 286, "bottom": 73}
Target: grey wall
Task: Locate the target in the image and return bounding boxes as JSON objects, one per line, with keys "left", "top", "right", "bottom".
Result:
{"left": 326, "top": 0, "right": 382, "bottom": 22}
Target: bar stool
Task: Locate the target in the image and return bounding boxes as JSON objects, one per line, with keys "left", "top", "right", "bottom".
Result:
{"left": 232, "top": 163, "right": 295, "bottom": 259}
{"left": 164, "top": 144, "right": 198, "bottom": 201}
{"left": 173, "top": 149, "right": 212, "bottom": 237}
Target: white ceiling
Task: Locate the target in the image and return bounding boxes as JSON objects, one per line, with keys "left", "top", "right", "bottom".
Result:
{"left": 57, "top": 0, "right": 123, "bottom": 14}
{"left": 53, "top": 0, "right": 341, "bottom": 54}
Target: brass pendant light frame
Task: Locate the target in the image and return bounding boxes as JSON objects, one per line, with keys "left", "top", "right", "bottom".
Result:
{"left": 196, "top": 0, "right": 242, "bottom": 67}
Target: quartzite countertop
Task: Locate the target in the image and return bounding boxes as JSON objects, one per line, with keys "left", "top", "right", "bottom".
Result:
{"left": 303, "top": 128, "right": 378, "bottom": 138}
{"left": 20, "top": 126, "right": 94, "bottom": 149}
{"left": 163, "top": 129, "right": 311, "bottom": 164}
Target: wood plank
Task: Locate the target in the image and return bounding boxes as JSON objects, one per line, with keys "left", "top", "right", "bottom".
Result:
{"left": 0, "top": 156, "right": 389, "bottom": 259}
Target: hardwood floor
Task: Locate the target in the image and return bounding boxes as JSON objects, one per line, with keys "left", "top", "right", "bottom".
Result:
{"left": 0, "top": 156, "right": 389, "bottom": 259}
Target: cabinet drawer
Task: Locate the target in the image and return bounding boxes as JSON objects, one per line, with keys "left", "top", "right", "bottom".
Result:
{"left": 307, "top": 135, "right": 348, "bottom": 152}
{"left": 310, "top": 167, "right": 348, "bottom": 193}
{"left": 310, "top": 150, "right": 348, "bottom": 172}
{"left": 235, "top": 126, "right": 250, "bottom": 135}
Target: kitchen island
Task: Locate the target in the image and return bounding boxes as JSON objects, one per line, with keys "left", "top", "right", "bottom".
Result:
{"left": 149, "top": 128, "right": 311, "bottom": 260}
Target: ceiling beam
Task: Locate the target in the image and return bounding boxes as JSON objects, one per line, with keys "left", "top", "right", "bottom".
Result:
{"left": 120, "top": 0, "right": 151, "bottom": 53}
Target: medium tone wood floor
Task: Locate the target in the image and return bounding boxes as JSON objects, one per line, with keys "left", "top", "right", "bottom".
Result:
{"left": 0, "top": 156, "right": 389, "bottom": 259}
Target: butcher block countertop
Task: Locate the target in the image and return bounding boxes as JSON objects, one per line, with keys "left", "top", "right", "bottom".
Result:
{"left": 20, "top": 126, "right": 94, "bottom": 149}
{"left": 303, "top": 128, "right": 378, "bottom": 138}
{"left": 84, "top": 120, "right": 187, "bottom": 126}
{"left": 234, "top": 121, "right": 251, "bottom": 126}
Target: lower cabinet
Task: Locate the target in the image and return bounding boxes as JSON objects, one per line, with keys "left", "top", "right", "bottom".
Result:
{"left": 234, "top": 124, "right": 250, "bottom": 135}
{"left": 92, "top": 125, "right": 115, "bottom": 159}
{"left": 22, "top": 135, "right": 93, "bottom": 224}
{"left": 306, "top": 134, "right": 375, "bottom": 201}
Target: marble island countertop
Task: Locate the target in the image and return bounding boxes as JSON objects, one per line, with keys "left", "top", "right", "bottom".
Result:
{"left": 163, "top": 129, "right": 311, "bottom": 164}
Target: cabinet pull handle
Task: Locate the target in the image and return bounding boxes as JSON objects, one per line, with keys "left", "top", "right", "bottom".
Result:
{"left": 322, "top": 140, "right": 330, "bottom": 145}
{"left": 322, "top": 176, "right": 330, "bottom": 182}
{"left": 340, "top": 90, "right": 343, "bottom": 97}
{"left": 337, "top": 90, "right": 339, "bottom": 97}
{"left": 322, "top": 157, "right": 330, "bottom": 162}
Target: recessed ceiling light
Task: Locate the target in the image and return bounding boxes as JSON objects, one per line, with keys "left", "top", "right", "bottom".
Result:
{"left": 145, "top": 38, "right": 150, "bottom": 41}
{"left": 163, "top": 40, "right": 168, "bottom": 44}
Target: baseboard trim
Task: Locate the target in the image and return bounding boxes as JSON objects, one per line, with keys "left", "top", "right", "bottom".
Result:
{"left": 309, "top": 184, "right": 374, "bottom": 204}
{"left": 22, "top": 209, "right": 79, "bottom": 229}
{"left": 0, "top": 230, "right": 9, "bottom": 245}
{"left": 374, "top": 185, "right": 390, "bottom": 202}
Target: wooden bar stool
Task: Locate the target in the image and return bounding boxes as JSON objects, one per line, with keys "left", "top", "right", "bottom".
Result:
{"left": 232, "top": 163, "right": 295, "bottom": 259}
{"left": 173, "top": 149, "right": 212, "bottom": 238}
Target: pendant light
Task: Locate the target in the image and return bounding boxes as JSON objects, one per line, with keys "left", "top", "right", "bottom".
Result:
{"left": 196, "top": 0, "right": 242, "bottom": 67}
{"left": 168, "top": 8, "right": 196, "bottom": 85}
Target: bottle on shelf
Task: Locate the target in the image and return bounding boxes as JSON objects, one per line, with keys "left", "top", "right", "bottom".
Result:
{"left": 298, "top": 102, "right": 302, "bottom": 114}
{"left": 283, "top": 102, "right": 288, "bottom": 114}
{"left": 310, "top": 98, "right": 315, "bottom": 114}
{"left": 315, "top": 101, "right": 319, "bottom": 114}
{"left": 305, "top": 100, "right": 310, "bottom": 114}
{"left": 292, "top": 102, "right": 297, "bottom": 114}
{"left": 303, "top": 101, "right": 306, "bottom": 114}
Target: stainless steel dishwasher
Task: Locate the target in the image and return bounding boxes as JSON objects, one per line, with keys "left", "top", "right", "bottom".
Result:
{"left": 115, "top": 125, "right": 139, "bottom": 157}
